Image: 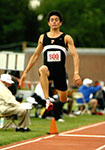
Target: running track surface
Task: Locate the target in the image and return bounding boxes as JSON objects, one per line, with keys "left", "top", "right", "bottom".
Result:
{"left": 0, "top": 121, "right": 105, "bottom": 150}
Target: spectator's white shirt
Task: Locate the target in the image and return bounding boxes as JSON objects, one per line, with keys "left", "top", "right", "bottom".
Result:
{"left": 35, "top": 82, "right": 45, "bottom": 99}
{"left": 0, "top": 81, "right": 20, "bottom": 114}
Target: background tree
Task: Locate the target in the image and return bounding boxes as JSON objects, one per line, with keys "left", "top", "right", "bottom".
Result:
{"left": 0, "top": 0, "right": 105, "bottom": 48}
{"left": 0, "top": 0, "right": 39, "bottom": 46}
{"left": 36, "top": 0, "right": 105, "bottom": 47}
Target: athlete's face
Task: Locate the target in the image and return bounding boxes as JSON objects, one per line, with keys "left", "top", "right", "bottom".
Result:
{"left": 48, "top": 15, "right": 62, "bottom": 29}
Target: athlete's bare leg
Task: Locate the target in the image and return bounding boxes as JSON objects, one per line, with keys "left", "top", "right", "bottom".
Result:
{"left": 57, "top": 90, "right": 68, "bottom": 103}
{"left": 39, "top": 65, "right": 50, "bottom": 99}
{"left": 39, "top": 65, "right": 54, "bottom": 111}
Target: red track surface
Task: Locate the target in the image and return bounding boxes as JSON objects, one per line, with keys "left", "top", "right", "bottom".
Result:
{"left": 1, "top": 121, "right": 105, "bottom": 150}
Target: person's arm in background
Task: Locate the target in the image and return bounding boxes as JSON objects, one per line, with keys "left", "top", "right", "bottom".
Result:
{"left": 91, "top": 85, "right": 101, "bottom": 93}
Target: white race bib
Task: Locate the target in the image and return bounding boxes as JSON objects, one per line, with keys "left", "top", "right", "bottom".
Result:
{"left": 47, "top": 51, "right": 61, "bottom": 62}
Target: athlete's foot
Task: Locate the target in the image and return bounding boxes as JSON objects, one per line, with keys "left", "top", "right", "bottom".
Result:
{"left": 46, "top": 98, "right": 54, "bottom": 111}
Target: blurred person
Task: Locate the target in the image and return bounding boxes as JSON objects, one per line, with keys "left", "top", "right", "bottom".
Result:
{"left": 77, "top": 78, "right": 101, "bottom": 115}
{"left": 5, "top": 70, "right": 20, "bottom": 78}
{"left": 27, "top": 82, "right": 65, "bottom": 121}
{"left": 67, "top": 83, "right": 78, "bottom": 117}
{"left": 19, "top": 10, "right": 82, "bottom": 111}
{"left": 94, "top": 80, "right": 105, "bottom": 111}
{"left": 67, "top": 96, "right": 76, "bottom": 117}
{"left": 4, "top": 70, "right": 20, "bottom": 95}
{"left": 0, "top": 74, "right": 31, "bottom": 132}
{"left": 4, "top": 70, "right": 23, "bottom": 102}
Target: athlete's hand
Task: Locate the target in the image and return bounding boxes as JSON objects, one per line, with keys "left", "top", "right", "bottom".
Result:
{"left": 73, "top": 74, "right": 82, "bottom": 86}
{"left": 19, "top": 72, "right": 27, "bottom": 87}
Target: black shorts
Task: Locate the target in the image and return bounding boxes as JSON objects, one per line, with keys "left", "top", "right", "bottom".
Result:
{"left": 48, "top": 65, "right": 67, "bottom": 91}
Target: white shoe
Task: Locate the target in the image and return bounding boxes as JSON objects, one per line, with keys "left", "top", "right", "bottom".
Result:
{"left": 58, "top": 118, "right": 64, "bottom": 122}
{"left": 74, "top": 110, "right": 81, "bottom": 115}
{"left": 26, "top": 97, "right": 38, "bottom": 104}
{"left": 48, "top": 97, "right": 55, "bottom": 102}
{"left": 69, "top": 114, "right": 76, "bottom": 118}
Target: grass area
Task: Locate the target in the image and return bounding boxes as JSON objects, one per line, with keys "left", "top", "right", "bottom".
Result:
{"left": 0, "top": 113, "right": 105, "bottom": 147}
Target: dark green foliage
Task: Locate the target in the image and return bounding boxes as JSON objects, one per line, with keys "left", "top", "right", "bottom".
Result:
{"left": 36, "top": 0, "right": 105, "bottom": 47}
{"left": 0, "top": 0, "right": 105, "bottom": 47}
{"left": 0, "top": 0, "right": 39, "bottom": 45}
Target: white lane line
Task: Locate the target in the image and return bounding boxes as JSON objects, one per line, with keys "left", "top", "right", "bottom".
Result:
{"left": 0, "top": 135, "right": 55, "bottom": 150}
{"left": 1, "top": 121, "right": 105, "bottom": 150}
{"left": 60, "top": 134, "right": 105, "bottom": 138}
{"left": 96, "top": 145, "right": 105, "bottom": 150}
{"left": 59, "top": 121, "right": 105, "bottom": 135}
{"left": 43, "top": 135, "right": 55, "bottom": 139}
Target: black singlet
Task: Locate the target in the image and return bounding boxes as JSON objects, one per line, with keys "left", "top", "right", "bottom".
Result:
{"left": 42, "top": 33, "right": 68, "bottom": 91}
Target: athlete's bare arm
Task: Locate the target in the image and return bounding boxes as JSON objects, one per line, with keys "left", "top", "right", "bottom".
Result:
{"left": 19, "top": 34, "right": 44, "bottom": 86}
{"left": 65, "top": 35, "right": 82, "bottom": 86}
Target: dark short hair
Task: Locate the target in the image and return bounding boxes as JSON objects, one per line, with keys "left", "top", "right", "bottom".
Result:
{"left": 47, "top": 10, "right": 63, "bottom": 22}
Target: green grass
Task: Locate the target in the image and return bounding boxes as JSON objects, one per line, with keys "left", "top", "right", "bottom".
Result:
{"left": 0, "top": 113, "right": 105, "bottom": 147}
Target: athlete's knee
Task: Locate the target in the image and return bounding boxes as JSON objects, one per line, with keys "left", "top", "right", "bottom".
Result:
{"left": 57, "top": 90, "right": 68, "bottom": 103}
{"left": 39, "top": 65, "right": 49, "bottom": 77}
{"left": 60, "top": 98, "right": 67, "bottom": 103}
{"left": 59, "top": 93, "right": 68, "bottom": 103}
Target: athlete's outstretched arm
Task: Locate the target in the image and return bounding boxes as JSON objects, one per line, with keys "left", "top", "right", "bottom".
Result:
{"left": 65, "top": 35, "right": 82, "bottom": 86}
{"left": 19, "top": 35, "right": 44, "bottom": 86}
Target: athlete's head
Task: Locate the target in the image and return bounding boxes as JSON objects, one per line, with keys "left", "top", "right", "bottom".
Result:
{"left": 47, "top": 10, "right": 63, "bottom": 22}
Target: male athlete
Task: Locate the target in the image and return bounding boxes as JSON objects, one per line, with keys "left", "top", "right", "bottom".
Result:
{"left": 19, "top": 10, "right": 82, "bottom": 111}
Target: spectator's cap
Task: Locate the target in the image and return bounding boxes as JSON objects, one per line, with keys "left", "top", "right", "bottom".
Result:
{"left": 0, "top": 74, "right": 14, "bottom": 84}
{"left": 83, "top": 78, "right": 93, "bottom": 86}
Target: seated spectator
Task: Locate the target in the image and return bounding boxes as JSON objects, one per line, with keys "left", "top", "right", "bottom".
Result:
{"left": 0, "top": 74, "right": 31, "bottom": 132}
{"left": 8, "top": 76, "right": 23, "bottom": 103}
{"left": 94, "top": 80, "right": 105, "bottom": 111}
{"left": 4, "top": 70, "right": 20, "bottom": 78}
{"left": 4, "top": 70, "right": 23, "bottom": 102}
{"left": 27, "top": 82, "right": 65, "bottom": 121}
{"left": 67, "top": 87, "right": 77, "bottom": 117}
{"left": 8, "top": 76, "right": 19, "bottom": 95}
{"left": 77, "top": 78, "right": 101, "bottom": 115}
